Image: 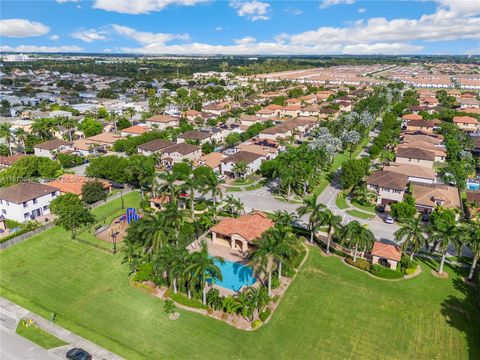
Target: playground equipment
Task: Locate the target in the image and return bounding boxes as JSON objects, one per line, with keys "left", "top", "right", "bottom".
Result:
{"left": 126, "top": 207, "right": 139, "bottom": 224}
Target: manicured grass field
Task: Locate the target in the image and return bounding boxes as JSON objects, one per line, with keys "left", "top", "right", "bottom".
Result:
{"left": 16, "top": 321, "right": 67, "bottom": 349}
{"left": 335, "top": 193, "right": 349, "bottom": 209}
{"left": 351, "top": 199, "right": 376, "bottom": 213}
{"left": 1, "top": 229, "right": 478, "bottom": 359}
{"left": 347, "top": 209, "right": 376, "bottom": 219}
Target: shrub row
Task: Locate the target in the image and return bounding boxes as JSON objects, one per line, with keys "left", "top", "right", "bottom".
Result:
{"left": 165, "top": 290, "right": 208, "bottom": 310}
{"left": 370, "top": 264, "right": 404, "bottom": 279}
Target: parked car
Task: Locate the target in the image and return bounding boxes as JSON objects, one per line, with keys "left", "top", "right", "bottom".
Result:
{"left": 66, "top": 348, "right": 92, "bottom": 360}
{"left": 376, "top": 205, "right": 385, "bottom": 213}
{"left": 385, "top": 215, "right": 394, "bottom": 224}
{"left": 217, "top": 174, "right": 226, "bottom": 180}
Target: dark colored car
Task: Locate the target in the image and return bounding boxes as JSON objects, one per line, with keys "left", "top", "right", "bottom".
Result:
{"left": 376, "top": 205, "right": 385, "bottom": 213}
{"left": 66, "top": 348, "right": 92, "bottom": 360}
{"left": 421, "top": 212, "right": 429, "bottom": 222}
{"left": 109, "top": 181, "right": 124, "bottom": 190}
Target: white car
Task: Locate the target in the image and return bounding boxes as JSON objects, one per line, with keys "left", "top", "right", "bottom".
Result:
{"left": 385, "top": 215, "right": 394, "bottom": 224}
{"left": 217, "top": 175, "right": 226, "bottom": 180}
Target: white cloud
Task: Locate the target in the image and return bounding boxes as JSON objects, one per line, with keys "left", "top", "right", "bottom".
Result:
{"left": 93, "top": 0, "right": 208, "bottom": 14}
{"left": 320, "top": 0, "right": 355, "bottom": 9}
{"left": 112, "top": 24, "right": 189, "bottom": 45}
{"left": 107, "top": 2, "right": 479, "bottom": 56}
{"left": 0, "top": 45, "right": 83, "bottom": 53}
{"left": 0, "top": 19, "right": 50, "bottom": 38}
{"left": 215, "top": 27, "right": 223, "bottom": 31}
{"left": 230, "top": 1, "right": 270, "bottom": 21}
{"left": 56, "top": 0, "right": 79, "bottom": 3}
{"left": 343, "top": 42, "right": 423, "bottom": 55}
{"left": 234, "top": 36, "right": 256, "bottom": 45}
{"left": 49, "top": 35, "right": 60, "bottom": 41}
{"left": 358, "top": 7, "right": 366, "bottom": 14}
{"left": 284, "top": 8, "right": 303, "bottom": 16}
{"left": 71, "top": 28, "right": 109, "bottom": 43}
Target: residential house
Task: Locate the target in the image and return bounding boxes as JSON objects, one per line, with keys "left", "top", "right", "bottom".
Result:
{"left": 371, "top": 242, "right": 402, "bottom": 270}
{"left": 120, "top": 125, "right": 150, "bottom": 137}
{"left": 397, "top": 140, "right": 446, "bottom": 162}
{"left": 210, "top": 211, "right": 274, "bottom": 252}
{"left": 366, "top": 170, "right": 408, "bottom": 206}
{"left": 145, "top": 114, "right": 180, "bottom": 129}
{"left": 177, "top": 129, "right": 223, "bottom": 145}
{"left": 405, "top": 119, "right": 439, "bottom": 133}
{"left": 194, "top": 152, "right": 226, "bottom": 173}
{"left": 47, "top": 174, "right": 111, "bottom": 198}
{"left": 220, "top": 151, "right": 264, "bottom": 178}
{"left": 137, "top": 139, "right": 176, "bottom": 156}
{"left": 160, "top": 143, "right": 201, "bottom": 166}
{"left": 0, "top": 154, "right": 26, "bottom": 170}
{"left": 34, "top": 139, "right": 74, "bottom": 160}
{"left": 382, "top": 163, "right": 436, "bottom": 184}
{"left": 459, "top": 98, "right": 480, "bottom": 110}
{"left": 395, "top": 147, "right": 436, "bottom": 168}
{"left": 453, "top": 116, "right": 479, "bottom": 133}
{"left": 0, "top": 182, "right": 60, "bottom": 222}
{"left": 411, "top": 182, "right": 461, "bottom": 213}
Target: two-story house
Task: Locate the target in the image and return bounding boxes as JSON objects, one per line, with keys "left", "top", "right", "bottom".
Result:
{"left": 0, "top": 182, "right": 60, "bottom": 222}
{"left": 34, "top": 139, "right": 74, "bottom": 160}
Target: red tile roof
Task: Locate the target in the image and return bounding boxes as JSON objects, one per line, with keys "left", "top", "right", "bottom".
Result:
{"left": 210, "top": 212, "right": 274, "bottom": 243}
{"left": 371, "top": 241, "right": 402, "bottom": 262}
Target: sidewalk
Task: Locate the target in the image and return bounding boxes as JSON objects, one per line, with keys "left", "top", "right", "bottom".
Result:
{"left": 0, "top": 297, "right": 124, "bottom": 360}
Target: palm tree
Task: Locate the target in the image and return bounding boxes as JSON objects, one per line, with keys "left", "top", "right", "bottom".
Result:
{"left": 163, "top": 204, "right": 185, "bottom": 245}
{"left": 0, "top": 123, "right": 14, "bottom": 155}
{"left": 223, "top": 195, "right": 244, "bottom": 217}
{"left": 232, "top": 161, "right": 248, "bottom": 179}
{"left": 60, "top": 117, "right": 78, "bottom": 142}
{"left": 14, "top": 127, "right": 28, "bottom": 154}
{"left": 136, "top": 214, "right": 170, "bottom": 253}
{"left": 459, "top": 222, "right": 480, "bottom": 280}
{"left": 183, "top": 175, "right": 198, "bottom": 218}
{"left": 339, "top": 221, "right": 376, "bottom": 262}
{"left": 157, "top": 172, "right": 180, "bottom": 206}
{"left": 297, "top": 194, "right": 325, "bottom": 244}
{"left": 394, "top": 216, "right": 428, "bottom": 261}
{"left": 318, "top": 208, "right": 342, "bottom": 255}
{"left": 238, "top": 286, "right": 269, "bottom": 321}
{"left": 271, "top": 210, "right": 297, "bottom": 227}
{"left": 204, "top": 176, "right": 224, "bottom": 209}
{"left": 428, "top": 222, "right": 459, "bottom": 275}
{"left": 187, "top": 241, "right": 223, "bottom": 305}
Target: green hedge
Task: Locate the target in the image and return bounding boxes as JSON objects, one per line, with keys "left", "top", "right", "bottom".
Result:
{"left": 165, "top": 290, "right": 208, "bottom": 310}
{"left": 345, "top": 257, "right": 372, "bottom": 271}
{"left": 370, "top": 264, "right": 404, "bottom": 279}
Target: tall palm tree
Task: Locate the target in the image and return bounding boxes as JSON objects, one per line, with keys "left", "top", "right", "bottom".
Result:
{"left": 318, "top": 208, "right": 342, "bottom": 255}
{"left": 394, "top": 216, "right": 428, "bottom": 261}
{"left": 339, "top": 221, "right": 376, "bottom": 262}
{"left": 157, "top": 172, "right": 180, "bottom": 206}
{"left": 0, "top": 123, "right": 14, "bottom": 156}
{"left": 204, "top": 176, "right": 224, "bottom": 209}
{"left": 271, "top": 210, "right": 297, "bottom": 228}
{"left": 183, "top": 175, "right": 198, "bottom": 219}
{"left": 297, "top": 194, "right": 325, "bottom": 244}
{"left": 187, "top": 241, "right": 223, "bottom": 305}
{"left": 136, "top": 214, "right": 170, "bottom": 253}
{"left": 428, "top": 222, "right": 459, "bottom": 275}
{"left": 163, "top": 204, "right": 185, "bottom": 245}
{"left": 14, "top": 127, "right": 28, "bottom": 154}
{"left": 459, "top": 222, "right": 480, "bottom": 280}
{"left": 61, "top": 117, "right": 78, "bottom": 142}
{"left": 223, "top": 195, "right": 244, "bottom": 217}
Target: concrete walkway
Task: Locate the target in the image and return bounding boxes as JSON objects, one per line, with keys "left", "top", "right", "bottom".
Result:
{"left": 0, "top": 297, "right": 124, "bottom": 360}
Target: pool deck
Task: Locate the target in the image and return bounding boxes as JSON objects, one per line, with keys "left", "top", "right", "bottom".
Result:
{"left": 187, "top": 237, "right": 259, "bottom": 296}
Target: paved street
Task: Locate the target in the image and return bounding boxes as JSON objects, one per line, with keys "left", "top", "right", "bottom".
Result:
{"left": 0, "top": 297, "right": 124, "bottom": 360}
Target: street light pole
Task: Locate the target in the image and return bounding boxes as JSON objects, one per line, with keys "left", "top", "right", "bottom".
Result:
{"left": 112, "top": 232, "right": 117, "bottom": 254}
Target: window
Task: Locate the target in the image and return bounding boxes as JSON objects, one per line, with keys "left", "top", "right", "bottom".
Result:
{"left": 23, "top": 202, "right": 28, "bottom": 208}
{"left": 24, "top": 213, "right": 30, "bottom": 219}
{"left": 43, "top": 205, "right": 48, "bottom": 211}
{"left": 33, "top": 198, "right": 38, "bottom": 205}
{"left": 0, "top": 200, "right": 2, "bottom": 205}
{"left": 2, "top": 210, "right": 6, "bottom": 215}
{"left": 51, "top": 192, "right": 57, "bottom": 197}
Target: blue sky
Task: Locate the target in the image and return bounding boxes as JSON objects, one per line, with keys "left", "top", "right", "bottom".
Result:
{"left": 0, "top": 0, "right": 479, "bottom": 55}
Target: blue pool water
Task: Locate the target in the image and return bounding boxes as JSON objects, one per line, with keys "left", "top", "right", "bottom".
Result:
{"left": 209, "top": 258, "right": 256, "bottom": 291}
{"left": 467, "top": 183, "right": 480, "bottom": 191}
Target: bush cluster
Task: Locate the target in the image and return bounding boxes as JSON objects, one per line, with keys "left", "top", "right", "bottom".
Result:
{"left": 259, "top": 309, "right": 271, "bottom": 322}
{"left": 370, "top": 264, "right": 404, "bottom": 279}
{"left": 345, "top": 257, "right": 371, "bottom": 271}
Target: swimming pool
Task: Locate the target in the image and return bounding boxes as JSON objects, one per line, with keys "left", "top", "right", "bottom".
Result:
{"left": 467, "top": 182, "right": 480, "bottom": 191}
{"left": 209, "top": 258, "right": 256, "bottom": 292}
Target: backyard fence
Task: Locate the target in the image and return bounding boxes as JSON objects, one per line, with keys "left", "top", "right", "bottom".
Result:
{"left": 0, "top": 222, "right": 55, "bottom": 250}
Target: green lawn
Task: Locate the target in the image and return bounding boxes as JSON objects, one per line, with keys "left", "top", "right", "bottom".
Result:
{"left": 335, "top": 193, "right": 349, "bottom": 209}
{"left": 1, "top": 230, "right": 478, "bottom": 360}
{"left": 351, "top": 199, "right": 376, "bottom": 213}
{"left": 346, "top": 209, "right": 376, "bottom": 220}
{"left": 226, "top": 186, "right": 242, "bottom": 192}
{"left": 16, "top": 321, "right": 67, "bottom": 349}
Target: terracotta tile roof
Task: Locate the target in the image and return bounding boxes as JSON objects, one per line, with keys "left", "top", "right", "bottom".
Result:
{"left": 402, "top": 134, "right": 443, "bottom": 145}
{"left": 411, "top": 182, "right": 461, "bottom": 210}
{"left": 121, "top": 125, "right": 149, "bottom": 134}
{"left": 0, "top": 154, "right": 26, "bottom": 167}
{"left": 146, "top": 114, "right": 179, "bottom": 123}
{"left": 195, "top": 152, "right": 226, "bottom": 169}
{"left": 210, "top": 212, "right": 274, "bottom": 243}
{"left": 138, "top": 139, "right": 175, "bottom": 152}
{"left": 34, "top": 139, "right": 73, "bottom": 150}
{"left": 47, "top": 174, "right": 110, "bottom": 196}
{"left": 184, "top": 110, "right": 202, "bottom": 116}
{"left": 86, "top": 132, "right": 123, "bottom": 144}
{"left": 221, "top": 151, "right": 263, "bottom": 164}
{"left": 402, "top": 113, "right": 423, "bottom": 121}
{"left": 466, "top": 191, "right": 480, "bottom": 207}
{"left": 179, "top": 130, "right": 212, "bottom": 141}
{"left": 396, "top": 147, "right": 435, "bottom": 161}
{"left": 366, "top": 170, "right": 408, "bottom": 191}
{"left": 0, "top": 182, "right": 59, "bottom": 204}
{"left": 453, "top": 116, "right": 478, "bottom": 125}
{"left": 397, "top": 141, "right": 446, "bottom": 158}
{"left": 383, "top": 163, "right": 435, "bottom": 181}
{"left": 149, "top": 194, "right": 170, "bottom": 205}
{"left": 371, "top": 241, "right": 402, "bottom": 262}
{"left": 406, "top": 120, "right": 437, "bottom": 128}
{"left": 162, "top": 143, "right": 200, "bottom": 155}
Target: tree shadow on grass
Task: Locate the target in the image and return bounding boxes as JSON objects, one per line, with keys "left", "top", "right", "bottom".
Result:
{"left": 440, "top": 273, "right": 480, "bottom": 360}
{"left": 418, "top": 256, "right": 440, "bottom": 272}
